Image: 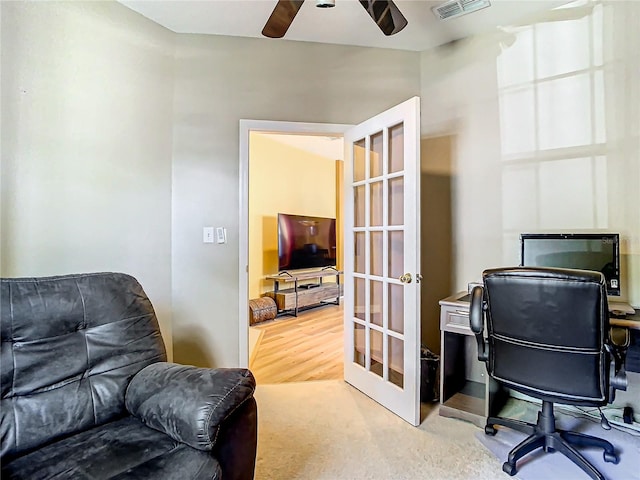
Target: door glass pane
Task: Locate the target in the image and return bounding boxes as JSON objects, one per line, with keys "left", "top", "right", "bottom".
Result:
{"left": 355, "top": 232, "right": 365, "bottom": 273}
{"left": 354, "top": 185, "right": 365, "bottom": 227}
{"left": 370, "top": 231, "right": 383, "bottom": 276}
{"left": 370, "top": 329, "right": 383, "bottom": 378}
{"left": 388, "top": 283, "right": 404, "bottom": 334}
{"left": 354, "top": 323, "right": 365, "bottom": 368}
{"left": 370, "top": 280, "right": 383, "bottom": 327}
{"left": 389, "top": 231, "right": 404, "bottom": 280}
{"left": 389, "top": 123, "right": 404, "bottom": 173}
{"left": 370, "top": 131, "right": 383, "bottom": 178}
{"left": 370, "top": 181, "right": 383, "bottom": 227}
{"left": 389, "top": 177, "right": 404, "bottom": 226}
{"left": 354, "top": 277, "right": 365, "bottom": 321}
{"left": 354, "top": 138, "right": 366, "bottom": 182}
{"left": 389, "top": 336, "right": 404, "bottom": 388}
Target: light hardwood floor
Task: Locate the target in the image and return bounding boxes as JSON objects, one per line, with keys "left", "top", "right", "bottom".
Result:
{"left": 249, "top": 304, "right": 343, "bottom": 384}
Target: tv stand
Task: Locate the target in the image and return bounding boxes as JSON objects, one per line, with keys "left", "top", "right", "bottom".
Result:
{"left": 265, "top": 270, "right": 343, "bottom": 317}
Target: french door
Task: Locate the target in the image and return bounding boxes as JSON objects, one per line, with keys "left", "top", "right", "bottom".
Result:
{"left": 343, "top": 97, "right": 421, "bottom": 426}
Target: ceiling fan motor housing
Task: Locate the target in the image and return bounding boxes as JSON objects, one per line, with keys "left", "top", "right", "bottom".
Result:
{"left": 316, "top": 0, "right": 336, "bottom": 7}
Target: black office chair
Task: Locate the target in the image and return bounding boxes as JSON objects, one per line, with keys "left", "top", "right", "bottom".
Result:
{"left": 470, "top": 267, "right": 628, "bottom": 480}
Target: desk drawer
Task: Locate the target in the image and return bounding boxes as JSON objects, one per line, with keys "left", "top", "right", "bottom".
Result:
{"left": 441, "top": 307, "right": 471, "bottom": 333}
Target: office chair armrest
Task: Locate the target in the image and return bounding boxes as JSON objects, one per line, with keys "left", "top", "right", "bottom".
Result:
{"left": 604, "top": 344, "right": 628, "bottom": 403}
{"left": 470, "top": 286, "right": 488, "bottom": 362}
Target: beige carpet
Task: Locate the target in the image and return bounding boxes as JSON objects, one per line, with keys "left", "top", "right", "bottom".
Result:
{"left": 253, "top": 380, "right": 504, "bottom": 480}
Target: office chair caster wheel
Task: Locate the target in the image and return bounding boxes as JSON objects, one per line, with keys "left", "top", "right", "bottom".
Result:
{"left": 485, "top": 425, "right": 497, "bottom": 436}
{"left": 603, "top": 452, "right": 619, "bottom": 464}
{"left": 502, "top": 462, "right": 517, "bottom": 476}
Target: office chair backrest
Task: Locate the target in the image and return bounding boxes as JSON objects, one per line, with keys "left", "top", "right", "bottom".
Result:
{"left": 482, "top": 267, "right": 610, "bottom": 406}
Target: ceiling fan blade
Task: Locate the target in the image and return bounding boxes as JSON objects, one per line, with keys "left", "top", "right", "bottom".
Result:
{"left": 262, "top": 0, "right": 306, "bottom": 38}
{"left": 359, "top": 0, "right": 408, "bottom": 36}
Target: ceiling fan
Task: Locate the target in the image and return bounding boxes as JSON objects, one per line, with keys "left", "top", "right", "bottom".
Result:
{"left": 262, "top": 0, "right": 408, "bottom": 39}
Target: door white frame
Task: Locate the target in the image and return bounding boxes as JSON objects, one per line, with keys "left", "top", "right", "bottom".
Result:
{"left": 238, "top": 119, "right": 352, "bottom": 367}
{"left": 342, "top": 97, "right": 421, "bottom": 425}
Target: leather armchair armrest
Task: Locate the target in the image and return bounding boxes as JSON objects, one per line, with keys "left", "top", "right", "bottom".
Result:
{"left": 125, "top": 362, "right": 256, "bottom": 451}
{"left": 470, "top": 286, "right": 489, "bottom": 362}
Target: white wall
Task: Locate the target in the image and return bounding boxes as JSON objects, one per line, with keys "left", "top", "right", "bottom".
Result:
{"left": 170, "top": 34, "right": 420, "bottom": 367}
{"left": 11, "top": 1, "right": 635, "bottom": 372}
{"left": 0, "top": 1, "right": 175, "bottom": 353}
{"left": 420, "top": 1, "right": 640, "bottom": 307}
{"left": 0, "top": 1, "right": 419, "bottom": 369}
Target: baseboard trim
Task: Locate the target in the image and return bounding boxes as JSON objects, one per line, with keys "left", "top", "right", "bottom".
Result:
{"left": 249, "top": 327, "right": 264, "bottom": 369}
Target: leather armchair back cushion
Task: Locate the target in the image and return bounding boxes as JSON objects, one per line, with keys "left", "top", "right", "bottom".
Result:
{"left": 483, "top": 268, "right": 608, "bottom": 403}
{"left": 1, "top": 273, "right": 167, "bottom": 460}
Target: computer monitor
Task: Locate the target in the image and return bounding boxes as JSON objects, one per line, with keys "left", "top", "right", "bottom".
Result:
{"left": 520, "top": 233, "right": 620, "bottom": 296}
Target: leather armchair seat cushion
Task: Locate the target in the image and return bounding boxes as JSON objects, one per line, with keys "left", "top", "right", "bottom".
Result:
{"left": 1, "top": 417, "right": 221, "bottom": 480}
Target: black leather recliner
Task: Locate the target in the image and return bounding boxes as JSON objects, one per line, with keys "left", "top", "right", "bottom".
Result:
{"left": 470, "top": 267, "right": 627, "bottom": 480}
{"left": 1, "top": 273, "right": 257, "bottom": 480}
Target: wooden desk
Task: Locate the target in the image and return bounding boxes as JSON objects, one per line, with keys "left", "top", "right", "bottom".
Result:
{"left": 611, "top": 312, "right": 640, "bottom": 330}
{"left": 438, "top": 292, "right": 506, "bottom": 427}
{"left": 442, "top": 290, "right": 640, "bottom": 329}
{"left": 438, "top": 291, "right": 639, "bottom": 427}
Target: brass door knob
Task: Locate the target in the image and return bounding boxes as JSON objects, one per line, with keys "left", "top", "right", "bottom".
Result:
{"left": 399, "top": 273, "right": 412, "bottom": 284}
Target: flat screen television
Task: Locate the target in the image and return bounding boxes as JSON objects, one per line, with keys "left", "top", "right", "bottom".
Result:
{"left": 278, "top": 213, "right": 337, "bottom": 271}
{"left": 520, "top": 233, "right": 620, "bottom": 296}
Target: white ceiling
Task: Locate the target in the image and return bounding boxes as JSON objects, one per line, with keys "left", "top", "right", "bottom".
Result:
{"left": 119, "top": 0, "right": 570, "bottom": 52}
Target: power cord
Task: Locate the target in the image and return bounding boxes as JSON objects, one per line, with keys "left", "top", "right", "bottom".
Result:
{"left": 567, "top": 405, "right": 640, "bottom": 437}
{"left": 598, "top": 407, "right": 611, "bottom": 430}
{"left": 505, "top": 396, "right": 640, "bottom": 436}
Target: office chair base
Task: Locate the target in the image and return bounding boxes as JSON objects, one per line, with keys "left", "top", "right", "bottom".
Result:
{"left": 486, "top": 401, "right": 619, "bottom": 480}
{"left": 502, "top": 462, "right": 517, "bottom": 476}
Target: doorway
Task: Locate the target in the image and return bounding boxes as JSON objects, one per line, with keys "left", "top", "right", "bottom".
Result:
{"left": 238, "top": 120, "right": 351, "bottom": 377}
{"left": 240, "top": 97, "right": 423, "bottom": 425}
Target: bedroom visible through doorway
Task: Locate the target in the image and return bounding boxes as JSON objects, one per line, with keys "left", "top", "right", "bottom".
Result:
{"left": 242, "top": 125, "right": 347, "bottom": 384}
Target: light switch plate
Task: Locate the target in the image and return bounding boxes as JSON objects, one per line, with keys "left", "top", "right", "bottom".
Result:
{"left": 203, "top": 227, "right": 214, "bottom": 243}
